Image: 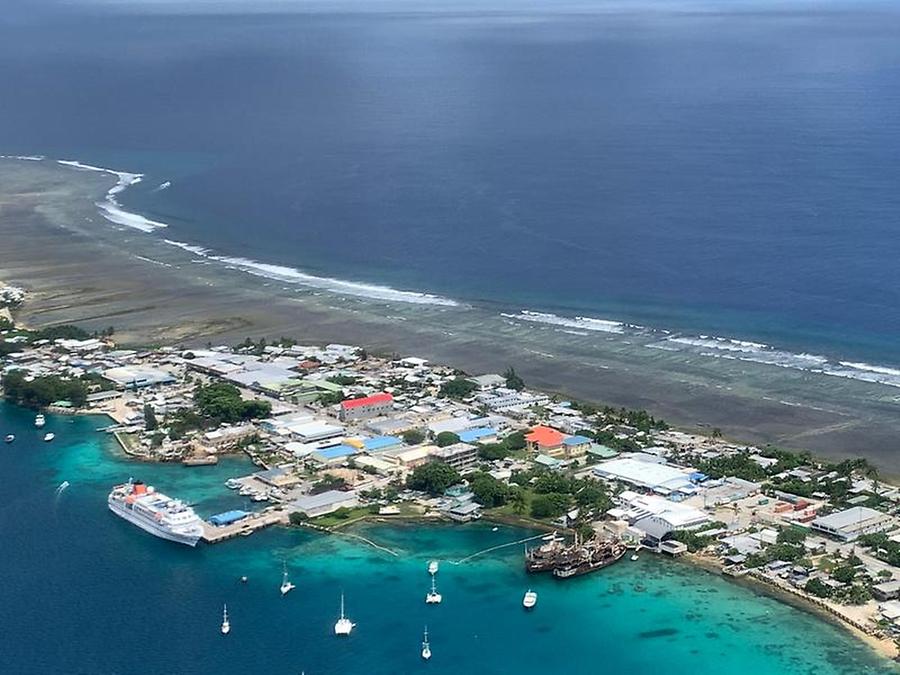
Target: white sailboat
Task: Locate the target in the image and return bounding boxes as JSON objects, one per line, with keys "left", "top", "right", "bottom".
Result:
{"left": 35, "top": 414, "right": 46, "bottom": 428}
{"left": 280, "top": 563, "right": 296, "bottom": 596}
{"left": 334, "top": 593, "right": 355, "bottom": 635}
{"left": 221, "top": 604, "right": 230, "bottom": 635}
{"left": 421, "top": 626, "right": 432, "bottom": 660}
{"left": 425, "top": 576, "right": 442, "bottom": 604}
{"left": 523, "top": 589, "right": 537, "bottom": 609}
{"left": 428, "top": 560, "right": 439, "bottom": 575}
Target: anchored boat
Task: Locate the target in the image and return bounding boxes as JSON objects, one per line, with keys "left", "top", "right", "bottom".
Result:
{"left": 334, "top": 593, "right": 355, "bottom": 636}
{"left": 108, "top": 480, "right": 203, "bottom": 546}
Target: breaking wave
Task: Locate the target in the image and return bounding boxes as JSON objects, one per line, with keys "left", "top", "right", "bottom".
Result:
{"left": 653, "top": 334, "right": 900, "bottom": 388}
{"left": 46, "top": 157, "right": 460, "bottom": 307}
{"left": 501, "top": 310, "right": 625, "bottom": 333}
{"left": 57, "top": 159, "right": 169, "bottom": 233}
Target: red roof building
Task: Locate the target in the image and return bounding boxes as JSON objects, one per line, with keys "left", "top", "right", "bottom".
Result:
{"left": 339, "top": 392, "right": 394, "bottom": 421}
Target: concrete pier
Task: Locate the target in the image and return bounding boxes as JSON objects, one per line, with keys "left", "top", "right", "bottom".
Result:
{"left": 201, "top": 508, "right": 288, "bottom": 544}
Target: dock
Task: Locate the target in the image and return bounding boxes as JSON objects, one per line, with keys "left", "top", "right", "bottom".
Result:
{"left": 201, "top": 508, "right": 289, "bottom": 544}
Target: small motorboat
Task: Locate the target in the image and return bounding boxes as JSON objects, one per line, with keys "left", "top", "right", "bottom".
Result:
{"left": 225, "top": 479, "right": 241, "bottom": 490}
{"left": 334, "top": 593, "right": 355, "bottom": 636}
{"left": 4, "top": 434, "right": 14, "bottom": 443}
{"left": 421, "top": 627, "right": 432, "bottom": 660}
{"left": 523, "top": 589, "right": 538, "bottom": 610}
{"left": 425, "top": 576, "right": 442, "bottom": 605}
{"left": 428, "top": 560, "right": 439, "bottom": 575}
{"left": 631, "top": 554, "right": 640, "bottom": 562}
{"left": 280, "top": 564, "right": 296, "bottom": 596}
{"left": 43, "top": 432, "right": 55, "bottom": 442}
{"left": 221, "top": 604, "right": 230, "bottom": 635}
{"left": 240, "top": 576, "right": 248, "bottom": 584}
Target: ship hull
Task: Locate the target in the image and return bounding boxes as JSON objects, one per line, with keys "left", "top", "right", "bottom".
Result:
{"left": 552, "top": 549, "right": 627, "bottom": 579}
{"left": 108, "top": 498, "right": 201, "bottom": 547}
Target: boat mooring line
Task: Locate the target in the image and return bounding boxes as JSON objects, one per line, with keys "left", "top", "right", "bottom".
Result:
{"left": 447, "top": 533, "right": 548, "bottom": 565}
{"left": 335, "top": 531, "right": 400, "bottom": 557}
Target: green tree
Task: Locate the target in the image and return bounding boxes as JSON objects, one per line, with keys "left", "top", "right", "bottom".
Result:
{"left": 439, "top": 378, "right": 477, "bottom": 400}
{"left": 402, "top": 428, "right": 427, "bottom": 445}
{"left": 310, "top": 474, "right": 347, "bottom": 495}
{"left": 478, "top": 443, "right": 508, "bottom": 461}
{"left": 143, "top": 404, "right": 158, "bottom": 431}
{"left": 468, "top": 472, "right": 509, "bottom": 507}
{"left": 533, "top": 472, "right": 572, "bottom": 495}
{"left": 503, "top": 367, "right": 525, "bottom": 391}
{"left": 407, "top": 461, "right": 461, "bottom": 495}
{"left": 805, "top": 578, "right": 832, "bottom": 598}
{"left": 504, "top": 430, "right": 526, "bottom": 451}
{"left": 776, "top": 526, "right": 806, "bottom": 545}
{"left": 832, "top": 565, "right": 857, "bottom": 584}
{"left": 194, "top": 383, "right": 271, "bottom": 423}
{"left": 530, "top": 492, "right": 570, "bottom": 519}
{"left": 435, "top": 431, "right": 460, "bottom": 448}
{"left": 510, "top": 488, "right": 527, "bottom": 515}
{"left": 1, "top": 370, "right": 88, "bottom": 408}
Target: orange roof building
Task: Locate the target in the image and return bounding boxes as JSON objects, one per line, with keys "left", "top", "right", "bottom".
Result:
{"left": 525, "top": 426, "right": 566, "bottom": 452}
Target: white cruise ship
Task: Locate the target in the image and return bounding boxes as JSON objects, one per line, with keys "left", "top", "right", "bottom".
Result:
{"left": 108, "top": 480, "right": 203, "bottom": 546}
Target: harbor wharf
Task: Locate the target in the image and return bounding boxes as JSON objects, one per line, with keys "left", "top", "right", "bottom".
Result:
{"left": 201, "top": 508, "right": 288, "bottom": 544}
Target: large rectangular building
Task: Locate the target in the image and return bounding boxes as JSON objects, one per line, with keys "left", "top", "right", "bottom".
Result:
{"left": 430, "top": 442, "right": 478, "bottom": 473}
{"left": 810, "top": 507, "right": 893, "bottom": 542}
{"left": 340, "top": 392, "right": 394, "bottom": 421}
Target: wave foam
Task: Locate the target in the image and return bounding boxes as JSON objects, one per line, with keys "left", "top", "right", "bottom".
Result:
{"left": 0, "top": 154, "right": 45, "bottom": 161}
{"left": 501, "top": 310, "right": 624, "bottom": 333}
{"left": 58, "top": 159, "right": 168, "bottom": 233}
{"left": 49, "top": 157, "right": 458, "bottom": 306}
{"left": 657, "top": 334, "right": 900, "bottom": 388}
{"left": 209, "top": 255, "right": 459, "bottom": 306}
{"left": 163, "top": 239, "right": 209, "bottom": 256}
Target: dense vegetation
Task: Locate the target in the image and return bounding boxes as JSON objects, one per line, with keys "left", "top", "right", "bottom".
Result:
{"left": 435, "top": 431, "right": 460, "bottom": 447}
{"left": 438, "top": 377, "right": 477, "bottom": 400}
{"left": 402, "top": 428, "right": 426, "bottom": 445}
{"left": 503, "top": 367, "right": 525, "bottom": 391}
{"left": 406, "top": 461, "right": 460, "bottom": 495}
{"left": 477, "top": 430, "right": 526, "bottom": 461}
{"left": 193, "top": 383, "right": 272, "bottom": 424}
{"left": 1, "top": 371, "right": 87, "bottom": 408}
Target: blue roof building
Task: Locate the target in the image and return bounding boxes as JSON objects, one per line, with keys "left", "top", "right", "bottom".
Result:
{"left": 208, "top": 510, "right": 250, "bottom": 526}
{"left": 457, "top": 427, "right": 497, "bottom": 444}
{"left": 362, "top": 435, "right": 403, "bottom": 452}
{"left": 312, "top": 444, "right": 359, "bottom": 464}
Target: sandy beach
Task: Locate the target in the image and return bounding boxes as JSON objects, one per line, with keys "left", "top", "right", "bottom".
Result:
{"left": 4, "top": 157, "right": 900, "bottom": 475}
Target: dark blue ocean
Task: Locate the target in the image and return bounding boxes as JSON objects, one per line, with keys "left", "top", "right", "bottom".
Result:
{"left": 3, "top": 0, "right": 900, "bottom": 365}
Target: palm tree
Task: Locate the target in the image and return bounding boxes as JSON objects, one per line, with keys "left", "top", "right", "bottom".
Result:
{"left": 511, "top": 489, "right": 527, "bottom": 515}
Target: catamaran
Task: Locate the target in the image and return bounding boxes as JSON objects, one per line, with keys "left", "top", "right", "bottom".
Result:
{"left": 334, "top": 593, "right": 355, "bottom": 636}
{"left": 221, "top": 604, "right": 230, "bottom": 635}
{"left": 280, "top": 563, "right": 296, "bottom": 596}
{"left": 425, "top": 576, "right": 442, "bottom": 604}
{"left": 421, "top": 627, "right": 432, "bottom": 660}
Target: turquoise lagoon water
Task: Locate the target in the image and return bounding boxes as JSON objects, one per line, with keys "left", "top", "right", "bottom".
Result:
{"left": 0, "top": 402, "right": 894, "bottom": 674}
